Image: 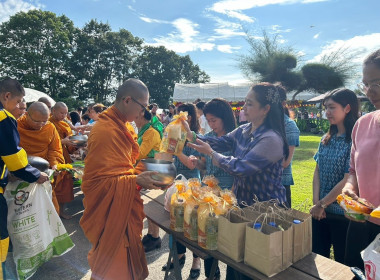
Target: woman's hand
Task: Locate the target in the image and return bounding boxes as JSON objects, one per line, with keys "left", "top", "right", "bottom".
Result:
{"left": 180, "top": 119, "right": 193, "bottom": 141}
{"left": 342, "top": 187, "right": 359, "bottom": 201}
{"left": 310, "top": 204, "right": 326, "bottom": 220}
{"left": 187, "top": 139, "right": 212, "bottom": 155}
{"left": 188, "top": 155, "right": 198, "bottom": 169}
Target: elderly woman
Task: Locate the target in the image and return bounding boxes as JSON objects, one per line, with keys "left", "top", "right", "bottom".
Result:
{"left": 342, "top": 49, "right": 380, "bottom": 270}
{"left": 184, "top": 82, "right": 289, "bottom": 280}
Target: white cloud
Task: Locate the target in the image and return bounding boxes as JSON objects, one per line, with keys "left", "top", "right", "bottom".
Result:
{"left": 217, "top": 44, "right": 241, "bottom": 53}
{"left": 313, "top": 32, "right": 320, "bottom": 39}
{"left": 139, "top": 16, "right": 169, "bottom": 24}
{"left": 311, "top": 33, "right": 380, "bottom": 65}
{"left": 209, "top": 0, "right": 329, "bottom": 22}
{"left": 271, "top": 25, "right": 292, "bottom": 33}
{"left": 0, "top": 0, "right": 42, "bottom": 23}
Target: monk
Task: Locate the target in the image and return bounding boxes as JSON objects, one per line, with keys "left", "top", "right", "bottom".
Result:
{"left": 9, "top": 98, "right": 26, "bottom": 119}
{"left": 17, "top": 102, "right": 64, "bottom": 214}
{"left": 49, "top": 102, "right": 77, "bottom": 219}
{"left": 38, "top": 97, "right": 52, "bottom": 112}
{"left": 80, "top": 78, "right": 166, "bottom": 280}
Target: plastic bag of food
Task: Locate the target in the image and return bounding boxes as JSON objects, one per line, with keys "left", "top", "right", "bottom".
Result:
{"left": 203, "top": 175, "right": 221, "bottom": 196}
{"left": 337, "top": 194, "right": 374, "bottom": 222}
{"left": 160, "top": 112, "right": 188, "bottom": 155}
{"left": 198, "top": 202, "right": 219, "bottom": 250}
{"left": 170, "top": 193, "right": 186, "bottom": 232}
{"left": 184, "top": 195, "right": 200, "bottom": 241}
{"left": 220, "top": 189, "right": 237, "bottom": 207}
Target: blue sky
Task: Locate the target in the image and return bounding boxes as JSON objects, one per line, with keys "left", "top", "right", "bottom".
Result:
{"left": 1, "top": 0, "right": 380, "bottom": 84}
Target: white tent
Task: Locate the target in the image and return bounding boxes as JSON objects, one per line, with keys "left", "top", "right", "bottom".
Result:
{"left": 173, "top": 83, "right": 319, "bottom": 102}
{"left": 24, "top": 88, "right": 56, "bottom": 105}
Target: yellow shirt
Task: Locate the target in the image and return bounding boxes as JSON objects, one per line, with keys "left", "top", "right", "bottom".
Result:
{"left": 137, "top": 126, "right": 161, "bottom": 160}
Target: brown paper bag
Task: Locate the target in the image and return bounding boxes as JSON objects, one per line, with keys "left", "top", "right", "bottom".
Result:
{"left": 244, "top": 222, "right": 283, "bottom": 277}
{"left": 241, "top": 209, "right": 294, "bottom": 270}
{"left": 217, "top": 210, "right": 249, "bottom": 262}
{"left": 281, "top": 208, "right": 312, "bottom": 262}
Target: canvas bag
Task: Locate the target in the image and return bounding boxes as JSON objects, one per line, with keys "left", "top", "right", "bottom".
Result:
{"left": 4, "top": 177, "right": 74, "bottom": 280}
{"left": 361, "top": 233, "right": 380, "bottom": 280}
{"left": 217, "top": 209, "right": 250, "bottom": 262}
{"left": 279, "top": 208, "right": 312, "bottom": 263}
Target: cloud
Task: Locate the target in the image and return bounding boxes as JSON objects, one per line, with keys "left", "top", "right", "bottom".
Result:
{"left": 217, "top": 44, "right": 241, "bottom": 53}
{"left": 311, "top": 33, "right": 380, "bottom": 65}
{"left": 209, "top": 0, "right": 329, "bottom": 22}
{"left": 271, "top": 25, "right": 292, "bottom": 33}
{"left": 143, "top": 17, "right": 215, "bottom": 53}
{"left": 0, "top": 0, "right": 43, "bottom": 23}
{"left": 313, "top": 32, "right": 320, "bottom": 39}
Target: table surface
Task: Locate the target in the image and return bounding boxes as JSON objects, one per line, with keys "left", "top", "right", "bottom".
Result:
{"left": 142, "top": 189, "right": 355, "bottom": 280}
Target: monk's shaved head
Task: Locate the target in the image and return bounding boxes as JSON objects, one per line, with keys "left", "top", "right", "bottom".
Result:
{"left": 38, "top": 97, "right": 52, "bottom": 109}
{"left": 52, "top": 101, "right": 68, "bottom": 110}
{"left": 28, "top": 101, "right": 50, "bottom": 117}
{"left": 115, "top": 78, "right": 149, "bottom": 102}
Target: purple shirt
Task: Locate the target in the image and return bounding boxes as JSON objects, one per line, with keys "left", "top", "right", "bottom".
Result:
{"left": 198, "top": 123, "right": 286, "bottom": 205}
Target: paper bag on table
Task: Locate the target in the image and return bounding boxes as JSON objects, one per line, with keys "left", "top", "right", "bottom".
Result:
{"left": 217, "top": 209, "right": 249, "bottom": 262}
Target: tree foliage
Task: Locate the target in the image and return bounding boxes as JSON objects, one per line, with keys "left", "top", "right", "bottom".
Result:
{"left": 0, "top": 10, "right": 209, "bottom": 107}
{"left": 133, "top": 46, "right": 209, "bottom": 107}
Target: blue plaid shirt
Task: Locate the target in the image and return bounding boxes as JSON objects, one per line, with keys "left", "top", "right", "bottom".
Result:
{"left": 199, "top": 123, "right": 286, "bottom": 205}
{"left": 314, "top": 134, "right": 351, "bottom": 215}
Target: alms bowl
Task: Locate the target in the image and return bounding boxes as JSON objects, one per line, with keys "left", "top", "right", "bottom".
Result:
{"left": 140, "top": 159, "right": 177, "bottom": 187}
{"left": 27, "top": 156, "right": 49, "bottom": 172}
{"left": 69, "top": 135, "right": 88, "bottom": 146}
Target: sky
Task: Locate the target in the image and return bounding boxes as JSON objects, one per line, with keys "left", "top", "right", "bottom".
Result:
{"left": 1, "top": 0, "right": 380, "bottom": 85}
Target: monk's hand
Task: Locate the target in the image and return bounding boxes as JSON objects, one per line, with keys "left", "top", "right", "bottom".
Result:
{"left": 136, "top": 171, "right": 167, "bottom": 190}
{"left": 187, "top": 139, "right": 212, "bottom": 155}
{"left": 62, "top": 137, "right": 77, "bottom": 147}
{"left": 36, "top": 172, "right": 50, "bottom": 184}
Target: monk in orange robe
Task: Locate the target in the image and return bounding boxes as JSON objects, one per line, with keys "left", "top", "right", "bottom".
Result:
{"left": 80, "top": 78, "right": 166, "bottom": 280}
{"left": 49, "top": 102, "right": 77, "bottom": 219}
{"left": 17, "top": 101, "right": 64, "bottom": 213}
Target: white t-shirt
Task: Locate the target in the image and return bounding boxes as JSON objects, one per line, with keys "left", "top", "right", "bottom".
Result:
{"left": 199, "top": 114, "right": 212, "bottom": 135}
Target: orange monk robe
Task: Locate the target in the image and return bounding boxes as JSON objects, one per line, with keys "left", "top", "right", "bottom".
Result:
{"left": 48, "top": 117, "right": 75, "bottom": 204}
{"left": 48, "top": 117, "right": 75, "bottom": 163}
{"left": 17, "top": 115, "right": 63, "bottom": 212}
{"left": 80, "top": 106, "right": 148, "bottom": 280}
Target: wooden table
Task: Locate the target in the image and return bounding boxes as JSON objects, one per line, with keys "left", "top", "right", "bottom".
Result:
{"left": 142, "top": 190, "right": 355, "bottom": 280}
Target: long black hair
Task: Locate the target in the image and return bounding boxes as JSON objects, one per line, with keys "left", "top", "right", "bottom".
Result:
{"left": 322, "top": 88, "right": 359, "bottom": 145}
{"left": 177, "top": 103, "right": 200, "bottom": 133}
{"left": 250, "top": 82, "right": 289, "bottom": 160}
{"left": 203, "top": 98, "right": 236, "bottom": 134}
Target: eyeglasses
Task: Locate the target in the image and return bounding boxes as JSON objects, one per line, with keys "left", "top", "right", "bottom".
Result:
{"left": 28, "top": 114, "right": 48, "bottom": 125}
{"left": 358, "top": 82, "right": 380, "bottom": 94}
{"left": 130, "top": 97, "right": 148, "bottom": 113}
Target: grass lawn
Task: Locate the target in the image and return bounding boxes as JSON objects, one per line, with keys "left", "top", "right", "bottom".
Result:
{"left": 290, "top": 133, "right": 322, "bottom": 211}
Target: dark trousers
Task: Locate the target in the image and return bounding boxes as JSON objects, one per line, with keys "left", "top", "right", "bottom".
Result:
{"left": 312, "top": 212, "right": 349, "bottom": 263}
{"left": 176, "top": 241, "right": 198, "bottom": 258}
{"left": 204, "top": 257, "right": 220, "bottom": 278}
{"left": 284, "top": 185, "right": 291, "bottom": 208}
{"left": 344, "top": 220, "right": 380, "bottom": 270}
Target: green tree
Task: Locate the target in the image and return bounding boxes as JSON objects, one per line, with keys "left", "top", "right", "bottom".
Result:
{"left": 134, "top": 46, "right": 210, "bottom": 107}
{"left": 0, "top": 10, "right": 76, "bottom": 100}
{"left": 239, "top": 31, "right": 302, "bottom": 91}
{"left": 71, "top": 20, "right": 143, "bottom": 104}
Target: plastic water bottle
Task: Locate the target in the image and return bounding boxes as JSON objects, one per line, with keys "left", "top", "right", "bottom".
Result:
{"left": 253, "top": 222, "right": 262, "bottom": 232}
{"left": 268, "top": 222, "right": 277, "bottom": 228}
{"left": 293, "top": 219, "right": 301, "bottom": 224}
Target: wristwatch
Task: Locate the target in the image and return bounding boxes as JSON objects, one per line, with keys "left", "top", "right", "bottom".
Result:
{"left": 318, "top": 201, "right": 327, "bottom": 209}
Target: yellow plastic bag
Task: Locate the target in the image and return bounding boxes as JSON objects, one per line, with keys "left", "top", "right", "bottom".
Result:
{"left": 170, "top": 193, "right": 186, "bottom": 232}
{"left": 198, "top": 193, "right": 220, "bottom": 250}
{"left": 160, "top": 112, "right": 188, "bottom": 155}
{"left": 184, "top": 195, "right": 200, "bottom": 241}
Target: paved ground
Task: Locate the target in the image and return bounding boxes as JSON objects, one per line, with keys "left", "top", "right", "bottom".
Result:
{"left": 4, "top": 187, "right": 226, "bottom": 280}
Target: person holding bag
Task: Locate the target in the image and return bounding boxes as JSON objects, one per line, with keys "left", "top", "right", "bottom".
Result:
{"left": 183, "top": 82, "right": 289, "bottom": 280}
{"left": 342, "top": 49, "right": 380, "bottom": 270}
{"left": 310, "top": 88, "right": 359, "bottom": 264}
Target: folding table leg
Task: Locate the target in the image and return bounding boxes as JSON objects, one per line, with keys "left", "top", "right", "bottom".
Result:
{"left": 172, "top": 238, "right": 182, "bottom": 280}
{"left": 164, "top": 246, "right": 173, "bottom": 280}
{"left": 208, "top": 258, "right": 219, "bottom": 279}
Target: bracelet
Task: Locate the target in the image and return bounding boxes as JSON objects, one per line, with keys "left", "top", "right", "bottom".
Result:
{"left": 317, "top": 200, "right": 327, "bottom": 209}
{"left": 192, "top": 131, "right": 197, "bottom": 143}
{"left": 210, "top": 150, "right": 217, "bottom": 159}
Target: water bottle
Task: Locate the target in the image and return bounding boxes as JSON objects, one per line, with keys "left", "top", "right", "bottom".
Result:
{"left": 253, "top": 222, "right": 262, "bottom": 232}
{"left": 293, "top": 219, "right": 301, "bottom": 224}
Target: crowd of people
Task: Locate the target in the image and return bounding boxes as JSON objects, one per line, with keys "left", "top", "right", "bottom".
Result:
{"left": 0, "top": 49, "right": 380, "bottom": 280}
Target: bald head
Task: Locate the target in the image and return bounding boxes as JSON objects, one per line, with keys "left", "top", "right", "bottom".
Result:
{"left": 38, "top": 97, "right": 52, "bottom": 109}
{"left": 115, "top": 78, "right": 149, "bottom": 102}
{"left": 52, "top": 101, "right": 67, "bottom": 110}
{"left": 28, "top": 102, "right": 50, "bottom": 117}
{"left": 51, "top": 101, "right": 68, "bottom": 121}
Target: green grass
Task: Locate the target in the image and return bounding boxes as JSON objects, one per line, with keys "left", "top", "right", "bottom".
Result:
{"left": 291, "top": 133, "right": 321, "bottom": 211}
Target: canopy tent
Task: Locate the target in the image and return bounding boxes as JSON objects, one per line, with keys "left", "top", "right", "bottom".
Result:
{"left": 173, "top": 83, "right": 319, "bottom": 102}
{"left": 24, "top": 88, "right": 56, "bottom": 105}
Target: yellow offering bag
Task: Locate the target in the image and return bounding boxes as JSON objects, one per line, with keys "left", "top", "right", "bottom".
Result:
{"left": 184, "top": 195, "right": 200, "bottom": 241}
{"left": 160, "top": 112, "right": 188, "bottom": 155}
